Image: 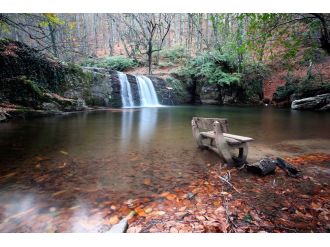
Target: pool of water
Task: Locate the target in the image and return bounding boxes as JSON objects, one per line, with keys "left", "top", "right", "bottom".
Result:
{"left": 0, "top": 105, "right": 329, "bottom": 232}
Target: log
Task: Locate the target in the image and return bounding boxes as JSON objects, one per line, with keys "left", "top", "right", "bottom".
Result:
{"left": 276, "top": 157, "right": 301, "bottom": 177}
{"left": 246, "top": 158, "right": 277, "bottom": 176}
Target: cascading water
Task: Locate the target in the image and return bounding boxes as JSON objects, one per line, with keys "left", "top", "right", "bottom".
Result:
{"left": 135, "top": 75, "right": 160, "bottom": 107}
{"left": 118, "top": 72, "right": 135, "bottom": 108}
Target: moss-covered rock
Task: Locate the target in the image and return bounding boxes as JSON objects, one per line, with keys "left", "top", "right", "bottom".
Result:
{"left": 0, "top": 76, "right": 45, "bottom": 107}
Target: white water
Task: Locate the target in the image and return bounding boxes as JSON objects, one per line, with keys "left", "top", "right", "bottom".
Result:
{"left": 118, "top": 72, "right": 135, "bottom": 108}
{"left": 135, "top": 75, "right": 160, "bottom": 107}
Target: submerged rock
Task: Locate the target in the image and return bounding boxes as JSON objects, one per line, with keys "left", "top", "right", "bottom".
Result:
{"left": 291, "top": 93, "right": 330, "bottom": 111}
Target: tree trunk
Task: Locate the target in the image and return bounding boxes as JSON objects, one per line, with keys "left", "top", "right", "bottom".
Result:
{"left": 147, "top": 39, "right": 153, "bottom": 74}
{"left": 48, "top": 23, "right": 58, "bottom": 58}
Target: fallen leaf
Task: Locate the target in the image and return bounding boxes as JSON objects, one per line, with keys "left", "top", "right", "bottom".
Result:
{"left": 58, "top": 163, "right": 67, "bottom": 168}
{"left": 143, "top": 178, "right": 152, "bottom": 186}
{"left": 160, "top": 191, "right": 170, "bottom": 197}
{"left": 165, "top": 193, "right": 177, "bottom": 201}
{"left": 52, "top": 190, "right": 66, "bottom": 196}
{"left": 144, "top": 207, "right": 153, "bottom": 214}
{"left": 135, "top": 207, "right": 146, "bottom": 217}
{"left": 109, "top": 215, "right": 119, "bottom": 225}
{"left": 0, "top": 172, "right": 16, "bottom": 180}
{"left": 59, "top": 150, "right": 68, "bottom": 155}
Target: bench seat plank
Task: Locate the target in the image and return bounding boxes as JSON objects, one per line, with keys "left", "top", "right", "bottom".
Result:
{"left": 223, "top": 133, "right": 254, "bottom": 142}
{"left": 200, "top": 131, "right": 241, "bottom": 145}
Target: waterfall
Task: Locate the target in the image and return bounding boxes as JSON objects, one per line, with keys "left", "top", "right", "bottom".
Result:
{"left": 118, "top": 72, "right": 160, "bottom": 108}
{"left": 135, "top": 75, "right": 160, "bottom": 107}
{"left": 118, "top": 72, "right": 135, "bottom": 108}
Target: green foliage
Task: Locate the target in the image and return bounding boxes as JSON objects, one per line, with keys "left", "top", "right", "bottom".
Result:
{"left": 0, "top": 21, "right": 9, "bottom": 33}
{"left": 241, "top": 62, "right": 270, "bottom": 101}
{"left": 160, "top": 46, "right": 186, "bottom": 63}
{"left": 165, "top": 77, "right": 188, "bottom": 98}
{"left": 16, "top": 76, "right": 45, "bottom": 99}
{"left": 81, "top": 56, "right": 137, "bottom": 71}
{"left": 158, "top": 61, "right": 175, "bottom": 68}
{"left": 273, "top": 73, "right": 300, "bottom": 102}
{"left": 273, "top": 71, "right": 330, "bottom": 102}
{"left": 42, "top": 13, "right": 64, "bottom": 26}
{"left": 180, "top": 51, "right": 241, "bottom": 86}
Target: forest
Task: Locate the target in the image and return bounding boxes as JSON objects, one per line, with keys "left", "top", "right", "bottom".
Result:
{"left": 0, "top": 13, "right": 330, "bottom": 234}
{"left": 1, "top": 13, "right": 330, "bottom": 112}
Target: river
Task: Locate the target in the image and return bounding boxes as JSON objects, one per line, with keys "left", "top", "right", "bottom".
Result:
{"left": 0, "top": 105, "right": 329, "bottom": 232}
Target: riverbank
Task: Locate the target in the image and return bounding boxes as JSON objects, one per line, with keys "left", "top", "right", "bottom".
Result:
{"left": 126, "top": 152, "right": 330, "bottom": 233}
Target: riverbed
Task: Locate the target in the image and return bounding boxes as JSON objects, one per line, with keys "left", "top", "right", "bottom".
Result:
{"left": 0, "top": 105, "right": 329, "bottom": 232}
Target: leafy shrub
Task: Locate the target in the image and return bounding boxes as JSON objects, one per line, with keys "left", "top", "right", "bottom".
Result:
{"left": 273, "top": 73, "right": 300, "bottom": 102}
{"left": 160, "top": 46, "right": 186, "bottom": 63}
{"left": 179, "top": 51, "right": 240, "bottom": 86}
{"left": 165, "top": 77, "right": 190, "bottom": 103}
{"left": 158, "top": 61, "right": 175, "bottom": 68}
{"left": 81, "top": 56, "right": 137, "bottom": 71}
{"left": 241, "top": 62, "right": 270, "bottom": 101}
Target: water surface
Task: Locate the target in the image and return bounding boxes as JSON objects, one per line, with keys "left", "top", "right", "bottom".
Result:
{"left": 0, "top": 105, "right": 329, "bottom": 232}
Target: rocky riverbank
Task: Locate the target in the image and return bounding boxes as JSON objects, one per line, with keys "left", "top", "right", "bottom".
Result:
{"left": 1, "top": 39, "right": 329, "bottom": 123}
{"left": 0, "top": 40, "right": 181, "bottom": 122}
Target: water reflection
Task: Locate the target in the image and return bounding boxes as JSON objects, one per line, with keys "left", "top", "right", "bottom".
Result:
{"left": 119, "top": 108, "right": 159, "bottom": 151}
{"left": 138, "top": 108, "right": 158, "bottom": 145}
{"left": 120, "top": 109, "right": 134, "bottom": 150}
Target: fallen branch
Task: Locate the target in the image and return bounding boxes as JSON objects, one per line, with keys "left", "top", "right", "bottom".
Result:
{"left": 276, "top": 157, "right": 301, "bottom": 178}
{"left": 218, "top": 175, "right": 240, "bottom": 194}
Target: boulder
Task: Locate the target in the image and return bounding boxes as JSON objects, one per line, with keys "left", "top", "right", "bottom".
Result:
{"left": 291, "top": 93, "right": 330, "bottom": 111}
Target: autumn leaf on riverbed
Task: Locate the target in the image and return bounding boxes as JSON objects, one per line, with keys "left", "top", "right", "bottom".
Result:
{"left": 58, "top": 163, "right": 67, "bottom": 169}
{"left": 160, "top": 191, "right": 177, "bottom": 201}
{"left": 134, "top": 207, "right": 146, "bottom": 217}
{"left": 109, "top": 215, "right": 119, "bottom": 225}
{"left": 59, "top": 150, "right": 68, "bottom": 155}
{"left": 143, "top": 178, "right": 152, "bottom": 186}
{"left": 0, "top": 172, "right": 16, "bottom": 180}
{"left": 52, "top": 190, "right": 66, "bottom": 196}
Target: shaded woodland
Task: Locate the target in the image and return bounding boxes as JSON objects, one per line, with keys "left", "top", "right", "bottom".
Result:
{"left": 0, "top": 13, "right": 330, "bottom": 234}
{"left": 1, "top": 13, "right": 330, "bottom": 108}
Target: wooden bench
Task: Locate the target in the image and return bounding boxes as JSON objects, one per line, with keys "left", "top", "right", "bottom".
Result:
{"left": 191, "top": 117, "right": 254, "bottom": 165}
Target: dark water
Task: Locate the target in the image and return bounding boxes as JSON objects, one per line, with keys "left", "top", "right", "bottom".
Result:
{"left": 0, "top": 105, "right": 329, "bottom": 232}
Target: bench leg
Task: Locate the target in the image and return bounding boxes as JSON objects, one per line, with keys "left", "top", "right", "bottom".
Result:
{"left": 192, "top": 120, "right": 203, "bottom": 148}
{"left": 238, "top": 143, "right": 248, "bottom": 162}
{"left": 214, "top": 135, "right": 234, "bottom": 166}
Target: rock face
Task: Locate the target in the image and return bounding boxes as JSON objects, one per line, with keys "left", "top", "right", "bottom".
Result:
{"left": 127, "top": 74, "right": 141, "bottom": 106}
{"left": 199, "top": 84, "right": 245, "bottom": 105}
{"left": 82, "top": 68, "right": 113, "bottom": 107}
{"left": 291, "top": 93, "right": 330, "bottom": 111}
{"left": 148, "top": 76, "right": 185, "bottom": 105}
{"left": 200, "top": 85, "right": 221, "bottom": 104}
